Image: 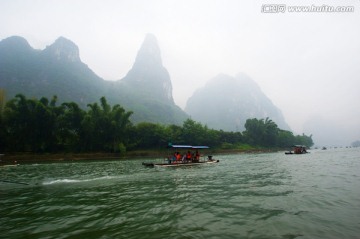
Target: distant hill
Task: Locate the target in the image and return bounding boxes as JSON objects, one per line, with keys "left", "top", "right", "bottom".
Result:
{"left": 114, "top": 34, "right": 187, "bottom": 124}
{"left": 0, "top": 36, "right": 106, "bottom": 106}
{"left": 0, "top": 34, "right": 188, "bottom": 125}
{"left": 0, "top": 35, "right": 290, "bottom": 130}
{"left": 185, "top": 73, "right": 290, "bottom": 132}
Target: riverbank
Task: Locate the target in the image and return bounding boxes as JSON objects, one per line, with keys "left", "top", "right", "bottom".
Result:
{"left": 0, "top": 148, "right": 280, "bottom": 165}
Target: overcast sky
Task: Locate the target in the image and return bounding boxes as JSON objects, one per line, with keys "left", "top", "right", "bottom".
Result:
{"left": 1, "top": 0, "right": 359, "bottom": 146}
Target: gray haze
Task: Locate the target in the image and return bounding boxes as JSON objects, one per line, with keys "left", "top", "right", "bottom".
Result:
{"left": 1, "top": 0, "right": 359, "bottom": 146}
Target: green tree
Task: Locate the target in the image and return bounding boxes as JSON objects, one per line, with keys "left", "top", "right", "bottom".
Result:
{"left": 243, "top": 118, "right": 266, "bottom": 146}
{"left": 3, "top": 94, "right": 36, "bottom": 151}
{"left": 33, "top": 96, "right": 58, "bottom": 151}
{"left": 133, "top": 122, "right": 167, "bottom": 149}
{"left": 294, "top": 134, "right": 314, "bottom": 148}
{"left": 165, "top": 124, "right": 183, "bottom": 145}
{"left": 277, "top": 130, "right": 295, "bottom": 148}
{"left": 243, "top": 118, "right": 281, "bottom": 147}
{"left": 2, "top": 94, "right": 59, "bottom": 152}
{"left": 57, "top": 102, "right": 85, "bottom": 151}
{"left": 217, "top": 130, "right": 243, "bottom": 149}
{"left": 81, "top": 97, "right": 132, "bottom": 152}
{"left": 263, "top": 117, "right": 279, "bottom": 146}
{"left": 110, "top": 104, "right": 133, "bottom": 152}
{"left": 181, "top": 119, "right": 217, "bottom": 146}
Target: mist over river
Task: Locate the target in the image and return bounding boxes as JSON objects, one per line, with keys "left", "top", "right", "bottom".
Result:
{"left": 1, "top": 148, "right": 360, "bottom": 239}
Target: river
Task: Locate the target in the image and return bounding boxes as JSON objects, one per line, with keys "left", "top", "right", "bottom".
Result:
{"left": 1, "top": 148, "right": 360, "bottom": 239}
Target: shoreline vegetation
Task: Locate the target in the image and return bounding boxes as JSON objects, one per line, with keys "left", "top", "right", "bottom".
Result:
{"left": 1, "top": 147, "right": 279, "bottom": 164}
{"left": 0, "top": 95, "right": 314, "bottom": 165}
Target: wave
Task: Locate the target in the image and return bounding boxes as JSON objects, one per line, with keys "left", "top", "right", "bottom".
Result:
{"left": 42, "top": 176, "right": 118, "bottom": 185}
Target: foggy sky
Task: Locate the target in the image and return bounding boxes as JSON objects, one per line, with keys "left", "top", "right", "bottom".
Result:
{"left": 1, "top": 0, "right": 359, "bottom": 146}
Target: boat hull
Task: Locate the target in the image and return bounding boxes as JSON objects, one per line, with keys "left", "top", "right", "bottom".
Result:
{"left": 142, "top": 160, "right": 219, "bottom": 167}
{"left": 285, "top": 152, "right": 308, "bottom": 155}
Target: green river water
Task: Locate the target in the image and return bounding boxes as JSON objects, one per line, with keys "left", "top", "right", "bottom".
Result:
{"left": 1, "top": 148, "right": 360, "bottom": 239}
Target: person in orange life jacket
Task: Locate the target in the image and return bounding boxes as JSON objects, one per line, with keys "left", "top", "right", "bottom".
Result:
{"left": 176, "top": 152, "right": 182, "bottom": 161}
{"left": 186, "top": 151, "right": 192, "bottom": 162}
{"left": 194, "top": 150, "right": 200, "bottom": 162}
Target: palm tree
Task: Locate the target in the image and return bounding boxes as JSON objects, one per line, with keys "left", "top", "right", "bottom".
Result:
{"left": 264, "top": 117, "right": 279, "bottom": 146}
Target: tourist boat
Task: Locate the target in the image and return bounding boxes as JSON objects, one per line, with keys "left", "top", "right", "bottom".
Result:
{"left": 142, "top": 144, "right": 219, "bottom": 167}
{"left": 285, "top": 145, "right": 308, "bottom": 155}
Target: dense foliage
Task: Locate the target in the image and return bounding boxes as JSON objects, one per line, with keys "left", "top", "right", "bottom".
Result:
{"left": 0, "top": 94, "right": 313, "bottom": 153}
{"left": 243, "top": 118, "right": 313, "bottom": 148}
{"left": 0, "top": 94, "right": 132, "bottom": 153}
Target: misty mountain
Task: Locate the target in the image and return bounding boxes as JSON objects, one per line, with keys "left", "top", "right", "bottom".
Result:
{"left": 185, "top": 73, "right": 290, "bottom": 132}
{"left": 0, "top": 36, "right": 106, "bottom": 105}
{"left": 121, "top": 34, "right": 173, "bottom": 103}
{"left": 0, "top": 35, "right": 188, "bottom": 125}
{"left": 115, "top": 34, "right": 187, "bottom": 124}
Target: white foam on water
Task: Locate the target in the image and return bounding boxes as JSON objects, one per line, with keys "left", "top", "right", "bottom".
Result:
{"left": 42, "top": 176, "right": 118, "bottom": 185}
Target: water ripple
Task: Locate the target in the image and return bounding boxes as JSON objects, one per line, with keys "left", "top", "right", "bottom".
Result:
{"left": 1, "top": 148, "right": 360, "bottom": 238}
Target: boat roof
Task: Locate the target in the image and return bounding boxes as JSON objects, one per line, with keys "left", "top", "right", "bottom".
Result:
{"left": 168, "top": 144, "right": 209, "bottom": 149}
{"left": 192, "top": 146, "right": 210, "bottom": 149}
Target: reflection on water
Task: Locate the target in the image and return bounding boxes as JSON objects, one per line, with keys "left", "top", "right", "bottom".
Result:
{"left": 1, "top": 148, "right": 360, "bottom": 239}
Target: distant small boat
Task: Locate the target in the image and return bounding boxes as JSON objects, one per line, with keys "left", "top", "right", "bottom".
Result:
{"left": 143, "top": 144, "right": 219, "bottom": 167}
{"left": 322, "top": 147, "right": 327, "bottom": 150}
{"left": 285, "top": 145, "right": 308, "bottom": 155}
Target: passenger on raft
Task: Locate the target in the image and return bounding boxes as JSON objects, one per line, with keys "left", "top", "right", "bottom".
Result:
{"left": 175, "top": 152, "right": 182, "bottom": 163}
{"left": 186, "top": 151, "right": 192, "bottom": 162}
{"left": 169, "top": 150, "right": 201, "bottom": 164}
{"left": 194, "top": 150, "right": 200, "bottom": 162}
{"left": 169, "top": 152, "right": 181, "bottom": 164}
